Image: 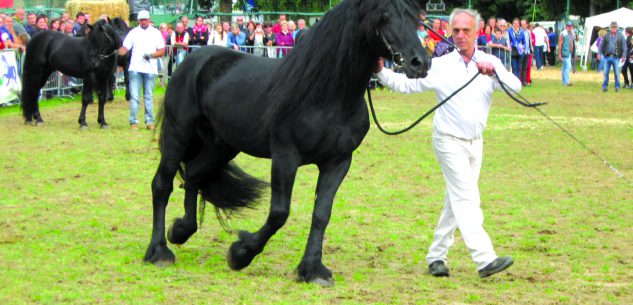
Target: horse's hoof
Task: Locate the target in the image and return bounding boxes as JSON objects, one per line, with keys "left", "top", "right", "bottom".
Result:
{"left": 79, "top": 125, "right": 88, "bottom": 131}
{"left": 308, "top": 277, "right": 335, "bottom": 287}
{"left": 144, "top": 244, "right": 175, "bottom": 266}
{"left": 100, "top": 124, "right": 110, "bottom": 129}
{"left": 226, "top": 232, "right": 257, "bottom": 271}
{"left": 167, "top": 218, "right": 197, "bottom": 245}
{"left": 35, "top": 121, "right": 44, "bottom": 127}
{"left": 24, "top": 121, "right": 34, "bottom": 126}
{"left": 226, "top": 242, "right": 251, "bottom": 270}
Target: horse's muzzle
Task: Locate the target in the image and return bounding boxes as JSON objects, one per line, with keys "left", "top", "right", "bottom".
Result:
{"left": 403, "top": 55, "right": 431, "bottom": 79}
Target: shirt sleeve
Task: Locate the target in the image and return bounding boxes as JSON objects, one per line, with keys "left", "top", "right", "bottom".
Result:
{"left": 122, "top": 30, "right": 133, "bottom": 50}
{"left": 375, "top": 67, "right": 434, "bottom": 94}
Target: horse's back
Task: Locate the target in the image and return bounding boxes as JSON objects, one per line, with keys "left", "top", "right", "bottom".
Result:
{"left": 24, "top": 31, "right": 86, "bottom": 77}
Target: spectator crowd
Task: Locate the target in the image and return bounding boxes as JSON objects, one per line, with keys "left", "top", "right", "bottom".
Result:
{"left": 3, "top": 7, "right": 633, "bottom": 101}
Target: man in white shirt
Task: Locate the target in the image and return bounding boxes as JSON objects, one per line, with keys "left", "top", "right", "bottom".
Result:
{"left": 532, "top": 23, "right": 548, "bottom": 70}
{"left": 375, "top": 8, "right": 521, "bottom": 278}
{"left": 118, "top": 10, "right": 165, "bottom": 130}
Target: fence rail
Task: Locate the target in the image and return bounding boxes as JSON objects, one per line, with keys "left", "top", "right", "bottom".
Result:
{"left": 3, "top": 43, "right": 527, "bottom": 105}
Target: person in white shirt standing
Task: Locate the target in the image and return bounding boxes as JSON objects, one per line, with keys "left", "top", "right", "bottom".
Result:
{"left": 532, "top": 23, "right": 548, "bottom": 70}
{"left": 375, "top": 8, "right": 521, "bottom": 279}
{"left": 118, "top": 10, "right": 165, "bottom": 130}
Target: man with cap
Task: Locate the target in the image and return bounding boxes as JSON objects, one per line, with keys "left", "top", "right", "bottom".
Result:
{"left": 118, "top": 10, "right": 165, "bottom": 130}
{"left": 558, "top": 21, "right": 576, "bottom": 86}
{"left": 598, "top": 21, "right": 627, "bottom": 92}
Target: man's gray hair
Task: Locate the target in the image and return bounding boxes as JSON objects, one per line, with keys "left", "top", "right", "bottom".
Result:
{"left": 449, "top": 8, "right": 482, "bottom": 31}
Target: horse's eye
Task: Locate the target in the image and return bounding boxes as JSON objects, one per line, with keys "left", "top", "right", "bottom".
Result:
{"left": 381, "top": 13, "right": 389, "bottom": 23}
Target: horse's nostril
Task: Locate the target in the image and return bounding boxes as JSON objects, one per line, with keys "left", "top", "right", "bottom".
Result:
{"left": 410, "top": 56, "right": 423, "bottom": 68}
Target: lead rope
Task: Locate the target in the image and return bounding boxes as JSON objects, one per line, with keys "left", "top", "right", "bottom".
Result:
{"left": 367, "top": 23, "right": 631, "bottom": 186}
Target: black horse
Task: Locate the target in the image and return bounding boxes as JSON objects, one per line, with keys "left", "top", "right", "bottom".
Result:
{"left": 146, "top": 0, "right": 431, "bottom": 286}
{"left": 21, "top": 21, "right": 119, "bottom": 129}
{"left": 110, "top": 17, "right": 131, "bottom": 102}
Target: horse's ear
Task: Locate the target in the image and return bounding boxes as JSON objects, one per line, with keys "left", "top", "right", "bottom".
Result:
{"left": 87, "top": 23, "right": 94, "bottom": 32}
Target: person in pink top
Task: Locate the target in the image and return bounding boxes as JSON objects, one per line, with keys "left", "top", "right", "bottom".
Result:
{"left": 275, "top": 20, "right": 293, "bottom": 58}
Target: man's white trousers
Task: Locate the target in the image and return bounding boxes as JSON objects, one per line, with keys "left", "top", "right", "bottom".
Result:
{"left": 426, "top": 131, "right": 498, "bottom": 270}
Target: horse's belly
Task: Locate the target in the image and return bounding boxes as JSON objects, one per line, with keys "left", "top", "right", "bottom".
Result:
{"left": 288, "top": 103, "right": 370, "bottom": 164}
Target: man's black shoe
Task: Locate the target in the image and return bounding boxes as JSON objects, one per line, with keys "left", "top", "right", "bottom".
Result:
{"left": 478, "top": 256, "right": 514, "bottom": 278}
{"left": 428, "top": 260, "right": 449, "bottom": 277}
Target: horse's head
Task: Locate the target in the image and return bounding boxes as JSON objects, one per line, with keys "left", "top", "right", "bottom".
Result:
{"left": 362, "top": 0, "right": 431, "bottom": 78}
{"left": 111, "top": 17, "right": 130, "bottom": 42}
{"left": 88, "top": 20, "right": 119, "bottom": 53}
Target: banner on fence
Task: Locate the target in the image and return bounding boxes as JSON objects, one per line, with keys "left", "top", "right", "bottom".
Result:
{"left": 0, "top": 50, "right": 20, "bottom": 106}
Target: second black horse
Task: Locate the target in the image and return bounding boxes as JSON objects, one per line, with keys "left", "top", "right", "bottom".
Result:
{"left": 21, "top": 21, "right": 120, "bottom": 129}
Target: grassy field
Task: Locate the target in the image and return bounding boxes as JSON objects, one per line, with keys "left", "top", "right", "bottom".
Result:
{"left": 1, "top": 69, "right": 632, "bottom": 304}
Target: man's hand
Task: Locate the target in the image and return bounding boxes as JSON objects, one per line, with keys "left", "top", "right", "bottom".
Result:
{"left": 374, "top": 57, "right": 384, "bottom": 73}
{"left": 143, "top": 53, "right": 151, "bottom": 61}
{"left": 476, "top": 62, "right": 495, "bottom": 76}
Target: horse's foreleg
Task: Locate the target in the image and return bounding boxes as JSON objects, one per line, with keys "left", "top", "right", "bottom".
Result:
{"left": 97, "top": 84, "right": 109, "bottom": 129}
{"left": 297, "top": 156, "right": 352, "bottom": 287}
{"left": 78, "top": 81, "right": 93, "bottom": 129}
{"left": 227, "top": 151, "right": 300, "bottom": 271}
{"left": 124, "top": 66, "right": 130, "bottom": 102}
{"left": 107, "top": 73, "right": 115, "bottom": 102}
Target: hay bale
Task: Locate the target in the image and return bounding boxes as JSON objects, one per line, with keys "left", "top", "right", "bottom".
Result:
{"left": 65, "top": 0, "right": 130, "bottom": 23}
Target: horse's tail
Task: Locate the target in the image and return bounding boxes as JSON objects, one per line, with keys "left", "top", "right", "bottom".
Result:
{"left": 199, "top": 162, "right": 268, "bottom": 222}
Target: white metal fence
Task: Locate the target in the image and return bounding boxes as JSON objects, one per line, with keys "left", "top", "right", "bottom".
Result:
{"left": 4, "top": 43, "right": 523, "bottom": 105}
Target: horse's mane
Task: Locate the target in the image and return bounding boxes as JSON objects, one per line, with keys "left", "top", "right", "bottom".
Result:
{"left": 261, "top": 0, "right": 417, "bottom": 128}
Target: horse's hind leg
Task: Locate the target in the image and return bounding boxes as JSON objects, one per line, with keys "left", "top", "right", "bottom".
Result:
{"left": 168, "top": 141, "right": 238, "bottom": 245}
{"left": 227, "top": 150, "right": 301, "bottom": 271}
{"left": 145, "top": 154, "right": 180, "bottom": 265}
{"left": 145, "top": 118, "right": 196, "bottom": 265}
{"left": 297, "top": 156, "right": 352, "bottom": 287}
{"left": 22, "top": 68, "right": 50, "bottom": 125}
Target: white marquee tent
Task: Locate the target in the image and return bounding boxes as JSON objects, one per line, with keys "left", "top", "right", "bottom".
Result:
{"left": 581, "top": 7, "right": 633, "bottom": 67}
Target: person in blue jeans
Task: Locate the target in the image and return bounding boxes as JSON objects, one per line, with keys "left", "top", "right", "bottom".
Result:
{"left": 598, "top": 21, "right": 627, "bottom": 92}
{"left": 508, "top": 18, "right": 525, "bottom": 80}
{"left": 547, "top": 27, "right": 557, "bottom": 66}
{"left": 558, "top": 22, "right": 575, "bottom": 86}
{"left": 118, "top": 10, "right": 165, "bottom": 130}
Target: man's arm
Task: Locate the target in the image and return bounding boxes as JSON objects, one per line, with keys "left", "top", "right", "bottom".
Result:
{"left": 374, "top": 57, "right": 433, "bottom": 94}
{"left": 621, "top": 34, "right": 627, "bottom": 61}
{"left": 118, "top": 46, "right": 128, "bottom": 56}
{"left": 557, "top": 33, "right": 563, "bottom": 60}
